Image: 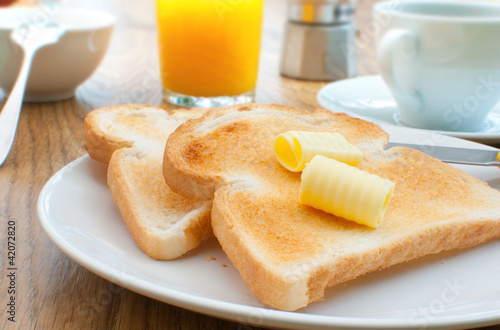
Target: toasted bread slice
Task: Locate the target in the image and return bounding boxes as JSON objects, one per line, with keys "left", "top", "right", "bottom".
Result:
{"left": 163, "top": 103, "right": 500, "bottom": 311}
{"left": 84, "top": 104, "right": 212, "bottom": 260}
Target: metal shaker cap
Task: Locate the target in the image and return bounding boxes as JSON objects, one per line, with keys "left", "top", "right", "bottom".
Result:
{"left": 287, "top": 0, "right": 356, "bottom": 24}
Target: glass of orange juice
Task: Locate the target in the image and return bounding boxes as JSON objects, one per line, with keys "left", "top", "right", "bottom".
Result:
{"left": 156, "top": 0, "right": 264, "bottom": 108}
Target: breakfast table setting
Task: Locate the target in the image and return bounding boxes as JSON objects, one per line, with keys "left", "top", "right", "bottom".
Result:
{"left": 1, "top": 0, "right": 500, "bottom": 329}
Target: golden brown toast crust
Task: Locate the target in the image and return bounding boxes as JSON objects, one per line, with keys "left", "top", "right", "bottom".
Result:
{"left": 163, "top": 103, "right": 500, "bottom": 311}
{"left": 84, "top": 104, "right": 212, "bottom": 260}
{"left": 108, "top": 147, "right": 212, "bottom": 260}
{"left": 164, "top": 103, "right": 388, "bottom": 200}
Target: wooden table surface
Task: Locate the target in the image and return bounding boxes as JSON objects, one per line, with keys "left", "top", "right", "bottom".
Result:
{"left": 1, "top": 0, "right": 499, "bottom": 329}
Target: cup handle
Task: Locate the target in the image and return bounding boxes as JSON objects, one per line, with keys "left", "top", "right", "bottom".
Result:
{"left": 377, "top": 29, "right": 423, "bottom": 113}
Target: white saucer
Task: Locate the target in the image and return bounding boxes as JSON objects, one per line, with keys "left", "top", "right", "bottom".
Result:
{"left": 317, "top": 75, "right": 500, "bottom": 145}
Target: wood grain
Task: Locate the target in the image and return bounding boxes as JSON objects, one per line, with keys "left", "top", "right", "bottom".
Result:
{"left": 0, "top": 0, "right": 498, "bottom": 329}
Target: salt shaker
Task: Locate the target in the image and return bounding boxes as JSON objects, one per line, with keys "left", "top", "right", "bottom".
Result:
{"left": 280, "top": 0, "right": 357, "bottom": 81}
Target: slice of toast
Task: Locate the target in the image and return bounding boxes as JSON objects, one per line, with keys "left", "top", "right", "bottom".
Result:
{"left": 163, "top": 103, "right": 500, "bottom": 311}
{"left": 84, "top": 104, "right": 212, "bottom": 260}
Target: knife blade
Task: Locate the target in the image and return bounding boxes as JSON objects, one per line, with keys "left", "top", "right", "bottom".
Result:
{"left": 386, "top": 142, "right": 500, "bottom": 166}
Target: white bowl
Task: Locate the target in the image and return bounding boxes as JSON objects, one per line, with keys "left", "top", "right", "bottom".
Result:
{"left": 0, "top": 8, "right": 115, "bottom": 102}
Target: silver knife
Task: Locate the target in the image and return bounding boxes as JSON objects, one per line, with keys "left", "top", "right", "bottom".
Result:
{"left": 386, "top": 142, "right": 500, "bottom": 166}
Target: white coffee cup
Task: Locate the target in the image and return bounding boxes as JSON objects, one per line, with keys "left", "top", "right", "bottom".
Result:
{"left": 373, "top": 1, "right": 500, "bottom": 132}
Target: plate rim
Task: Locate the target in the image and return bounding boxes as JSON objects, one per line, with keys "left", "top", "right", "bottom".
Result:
{"left": 37, "top": 153, "right": 500, "bottom": 330}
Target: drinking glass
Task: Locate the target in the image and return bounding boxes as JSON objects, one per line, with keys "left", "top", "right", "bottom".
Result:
{"left": 156, "top": 0, "right": 264, "bottom": 108}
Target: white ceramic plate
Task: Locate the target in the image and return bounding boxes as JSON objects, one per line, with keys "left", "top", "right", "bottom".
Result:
{"left": 317, "top": 76, "right": 500, "bottom": 145}
{"left": 38, "top": 128, "right": 500, "bottom": 329}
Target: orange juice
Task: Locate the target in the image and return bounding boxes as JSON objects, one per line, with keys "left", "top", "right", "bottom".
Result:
{"left": 156, "top": 0, "right": 264, "bottom": 98}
